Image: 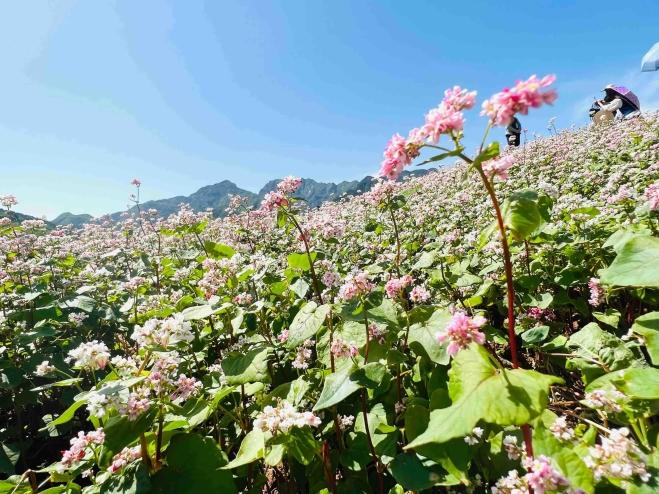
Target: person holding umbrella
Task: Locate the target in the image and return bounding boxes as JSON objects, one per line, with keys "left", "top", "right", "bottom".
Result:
{"left": 591, "top": 84, "right": 641, "bottom": 124}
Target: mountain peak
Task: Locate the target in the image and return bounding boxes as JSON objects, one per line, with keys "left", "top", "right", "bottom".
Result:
{"left": 53, "top": 169, "right": 432, "bottom": 226}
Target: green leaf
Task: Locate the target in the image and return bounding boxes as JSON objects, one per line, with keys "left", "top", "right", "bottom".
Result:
{"left": 600, "top": 236, "right": 659, "bottom": 288}
{"left": 289, "top": 278, "right": 310, "bottom": 298}
{"left": 221, "top": 345, "right": 271, "bottom": 385}
{"left": 367, "top": 298, "right": 400, "bottom": 327}
{"left": 104, "top": 411, "right": 155, "bottom": 453}
{"left": 152, "top": 433, "right": 237, "bottom": 493}
{"left": 388, "top": 453, "right": 447, "bottom": 491}
{"left": 404, "top": 405, "right": 429, "bottom": 443}
{"left": 406, "top": 345, "right": 561, "bottom": 448}
{"left": 60, "top": 295, "right": 96, "bottom": 313}
{"left": 521, "top": 325, "right": 549, "bottom": 345}
{"left": 631, "top": 312, "right": 659, "bottom": 365}
{"left": 286, "top": 302, "right": 330, "bottom": 348}
{"left": 41, "top": 399, "right": 87, "bottom": 430}
{"left": 407, "top": 309, "right": 451, "bottom": 365}
{"left": 285, "top": 428, "right": 319, "bottom": 466}
{"left": 351, "top": 362, "right": 387, "bottom": 389}
{"left": 502, "top": 189, "right": 546, "bottom": 240}
{"left": 566, "top": 323, "right": 639, "bottom": 383}
{"left": 592, "top": 309, "right": 621, "bottom": 329}
{"left": 222, "top": 429, "right": 265, "bottom": 469}
{"left": 413, "top": 251, "right": 436, "bottom": 270}
{"left": 607, "top": 368, "right": 659, "bottom": 400}
{"left": 0, "top": 443, "right": 19, "bottom": 476}
{"left": 287, "top": 252, "right": 316, "bottom": 271}
{"left": 603, "top": 228, "right": 651, "bottom": 253}
{"left": 416, "top": 147, "right": 464, "bottom": 167}
{"left": 472, "top": 142, "right": 500, "bottom": 170}
{"left": 313, "top": 365, "right": 361, "bottom": 411}
{"left": 181, "top": 304, "right": 214, "bottom": 321}
{"left": 204, "top": 241, "right": 236, "bottom": 259}
{"left": 100, "top": 463, "right": 151, "bottom": 494}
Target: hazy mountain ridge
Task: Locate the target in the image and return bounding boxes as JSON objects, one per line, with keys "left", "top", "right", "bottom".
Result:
{"left": 52, "top": 212, "right": 93, "bottom": 228}
{"left": 44, "top": 170, "right": 431, "bottom": 226}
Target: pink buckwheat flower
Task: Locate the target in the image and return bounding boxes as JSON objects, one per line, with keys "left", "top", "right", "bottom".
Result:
{"left": 66, "top": 340, "right": 111, "bottom": 371}
{"left": 379, "top": 133, "right": 414, "bottom": 181}
{"left": 330, "top": 338, "right": 359, "bottom": 359}
{"left": 260, "top": 191, "right": 289, "bottom": 211}
{"left": 436, "top": 311, "right": 487, "bottom": 356}
{"left": 588, "top": 277, "right": 604, "bottom": 307}
{"left": 338, "top": 272, "right": 374, "bottom": 301}
{"left": 384, "top": 274, "right": 413, "bottom": 299}
{"left": 0, "top": 195, "right": 18, "bottom": 209}
{"left": 523, "top": 455, "right": 570, "bottom": 494}
{"left": 409, "top": 285, "right": 431, "bottom": 303}
{"left": 481, "top": 74, "right": 557, "bottom": 126}
{"left": 482, "top": 154, "right": 515, "bottom": 181}
{"left": 108, "top": 446, "right": 141, "bottom": 474}
{"left": 422, "top": 104, "right": 465, "bottom": 144}
{"left": 644, "top": 182, "right": 659, "bottom": 210}
{"left": 442, "top": 86, "right": 477, "bottom": 112}
{"left": 277, "top": 176, "right": 302, "bottom": 195}
{"left": 131, "top": 178, "right": 141, "bottom": 187}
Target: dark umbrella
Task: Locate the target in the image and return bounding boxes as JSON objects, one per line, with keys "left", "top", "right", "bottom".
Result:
{"left": 641, "top": 42, "right": 659, "bottom": 72}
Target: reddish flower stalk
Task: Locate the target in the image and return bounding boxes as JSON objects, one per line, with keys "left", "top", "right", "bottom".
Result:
{"left": 462, "top": 152, "right": 535, "bottom": 459}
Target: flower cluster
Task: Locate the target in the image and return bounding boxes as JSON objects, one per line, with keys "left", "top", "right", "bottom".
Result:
{"left": 67, "top": 340, "right": 111, "bottom": 371}
{"left": 260, "top": 176, "right": 302, "bottom": 211}
{"left": 35, "top": 360, "right": 56, "bottom": 376}
{"left": 481, "top": 74, "right": 557, "bottom": 126}
{"left": 378, "top": 86, "right": 476, "bottom": 180}
{"left": 409, "top": 285, "right": 431, "bottom": 303}
{"left": 292, "top": 339, "right": 314, "bottom": 369}
{"left": 60, "top": 429, "right": 105, "bottom": 469}
{"left": 583, "top": 388, "right": 626, "bottom": 413}
{"left": 492, "top": 456, "right": 572, "bottom": 494}
{"left": 644, "top": 181, "right": 659, "bottom": 210}
{"left": 549, "top": 416, "right": 575, "bottom": 442}
{"left": 436, "top": 311, "right": 487, "bottom": 356}
{"left": 482, "top": 154, "right": 516, "bottom": 181}
{"left": 584, "top": 427, "right": 650, "bottom": 482}
{"left": 330, "top": 337, "right": 359, "bottom": 359}
{"left": 253, "top": 401, "right": 321, "bottom": 434}
{"left": 0, "top": 195, "right": 18, "bottom": 209}
{"left": 587, "top": 277, "right": 604, "bottom": 307}
{"left": 464, "top": 426, "right": 484, "bottom": 445}
{"left": 338, "top": 272, "right": 374, "bottom": 301}
{"left": 502, "top": 435, "right": 523, "bottom": 461}
{"left": 131, "top": 313, "right": 194, "bottom": 348}
{"left": 108, "top": 446, "right": 141, "bottom": 474}
{"left": 384, "top": 274, "right": 413, "bottom": 299}
{"left": 277, "top": 176, "right": 303, "bottom": 195}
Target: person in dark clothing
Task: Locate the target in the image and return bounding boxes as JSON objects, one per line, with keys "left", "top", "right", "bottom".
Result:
{"left": 506, "top": 117, "right": 522, "bottom": 147}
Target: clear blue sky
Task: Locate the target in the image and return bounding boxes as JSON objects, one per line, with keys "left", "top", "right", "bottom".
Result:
{"left": 2, "top": 0, "right": 658, "bottom": 219}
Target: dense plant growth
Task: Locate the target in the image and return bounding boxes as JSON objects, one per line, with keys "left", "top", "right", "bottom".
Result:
{"left": 1, "top": 76, "right": 659, "bottom": 493}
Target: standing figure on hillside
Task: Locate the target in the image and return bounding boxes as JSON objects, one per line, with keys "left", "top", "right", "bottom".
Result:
{"left": 505, "top": 116, "right": 522, "bottom": 147}
{"left": 590, "top": 84, "right": 641, "bottom": 125}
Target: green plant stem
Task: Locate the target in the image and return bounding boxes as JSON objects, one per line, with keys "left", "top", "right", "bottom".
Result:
{"left": 360, "top": 389, "right": 384, "bottom": 494}
{"left": 287, "top": 212, "right": 324, "bottom": 304}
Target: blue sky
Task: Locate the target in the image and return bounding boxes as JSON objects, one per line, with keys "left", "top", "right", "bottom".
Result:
{"left": 2, "top": 0, "right": 658, "bottom": 219}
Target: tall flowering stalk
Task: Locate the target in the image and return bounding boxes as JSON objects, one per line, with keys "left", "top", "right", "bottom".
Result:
{"left": 377, "top": 74, "right": 558, "bottom": 461}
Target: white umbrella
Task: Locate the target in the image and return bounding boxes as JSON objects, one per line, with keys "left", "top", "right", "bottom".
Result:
{"left": 641, "top": 41, "right": 659, "bottom": 72}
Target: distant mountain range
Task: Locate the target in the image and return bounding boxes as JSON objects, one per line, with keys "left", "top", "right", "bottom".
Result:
{"left": 0, "top": 210, "right": 53, "bottom": 226}
{"left": 11, "top": 170, "right": 430, "bottom": 228}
